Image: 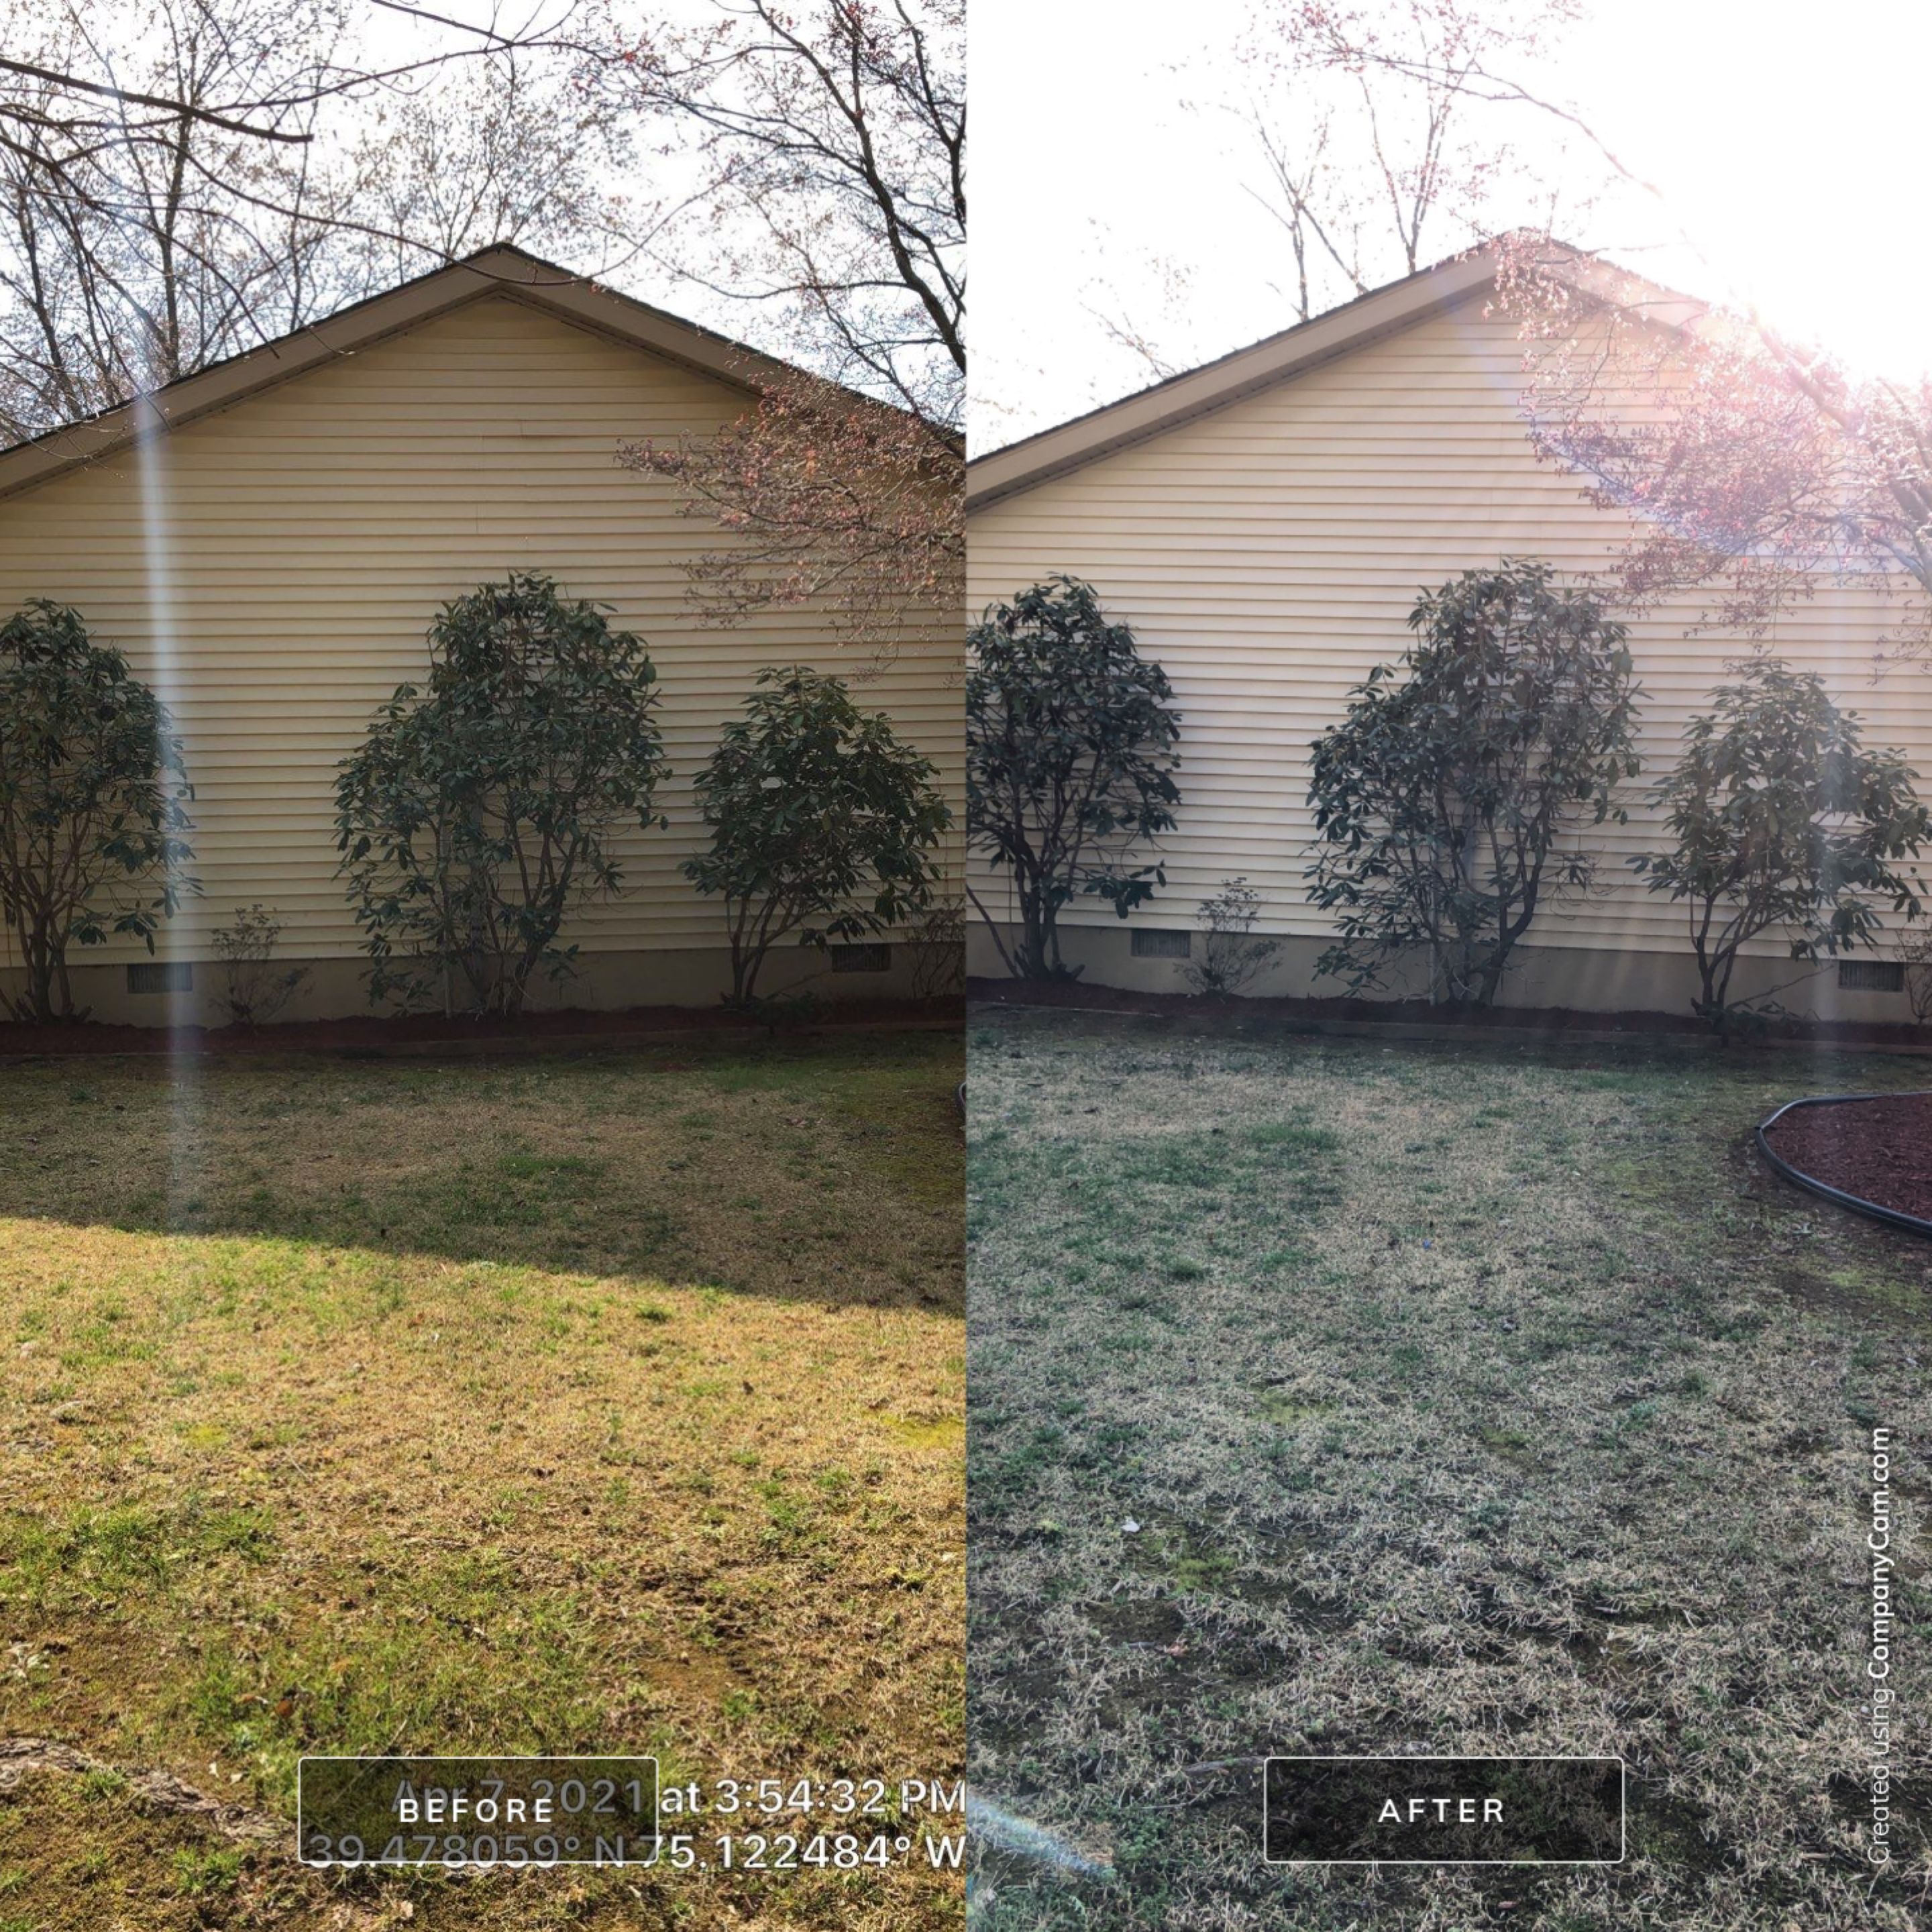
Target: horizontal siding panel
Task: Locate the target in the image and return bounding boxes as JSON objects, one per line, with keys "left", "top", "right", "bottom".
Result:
{"left": 968, "top": 294, "right": 1929, "bottom": 963}
{"left": 0, "top": 295, "right": 963, "bottom": 967}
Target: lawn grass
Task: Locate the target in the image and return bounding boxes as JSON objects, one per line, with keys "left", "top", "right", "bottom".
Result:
{"left": 967, "top": 1006, "right": 1931, "bottom": 1931}
{"left": 0, "top": 1029, "right": 963, "bottom": 1931}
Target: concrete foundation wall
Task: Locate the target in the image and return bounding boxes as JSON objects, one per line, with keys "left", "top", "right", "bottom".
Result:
{"left": 967, "top": 920, "right": 1915, "bottom": 1027}
{"left": 3, "top": 940, "right": 960, "bottom": 1029}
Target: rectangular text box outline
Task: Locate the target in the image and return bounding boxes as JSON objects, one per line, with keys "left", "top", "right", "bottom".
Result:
{"left": 1261, "top": 1753, "right": 1627, "bottom": 1867}
{"left": 297, "top": 1754, "right": 661, "bottom": 1869}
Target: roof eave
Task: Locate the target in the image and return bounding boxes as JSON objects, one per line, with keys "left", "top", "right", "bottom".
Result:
{"left": 0, "top": 246, "right": 806, "bottom": 508}
{"left": 965, "top": 239, "right": 1715, "bottom": 514}
{"left": 966, "top": 250, "right": 1503, "bottom": 514}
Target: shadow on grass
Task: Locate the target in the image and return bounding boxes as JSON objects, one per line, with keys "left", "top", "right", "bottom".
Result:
{"left": 0, "top": 1030, "right": 964, "bottom": 1314}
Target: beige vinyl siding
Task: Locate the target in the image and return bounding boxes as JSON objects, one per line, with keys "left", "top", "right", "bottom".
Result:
{"left": 967, "top": 293, "right": 1932, "bottom": 963}
{"left": 0, "top": 292, "right": 961, "bottom": 972}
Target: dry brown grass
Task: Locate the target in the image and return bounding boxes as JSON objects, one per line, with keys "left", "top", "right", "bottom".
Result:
{"left": 0, "top": 1032, "right": 963, "bottom": 1931}
{"left": 968, "top": 1008, "right": 1931, "bottom": 1931}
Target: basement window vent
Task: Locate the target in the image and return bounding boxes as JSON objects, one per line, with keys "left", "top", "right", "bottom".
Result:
{"left": 127, "top": 961, "right": 193, "bottom": 996}
{"left": 830, "top": 943, "right": 892, "bottom": 973}
{"left": 1839, "top": 959, "right": 1904, "bottom": 993}
{"left": 1131, "top": 928, "right": 1192, "bottom": 960}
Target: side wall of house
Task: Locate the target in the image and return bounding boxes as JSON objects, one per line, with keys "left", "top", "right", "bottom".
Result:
{"left": 965, "top": 294, "right": 1932, "bottom": 1020}
{"left": 0, "top": 294, "right": 963, "bottom": 1022}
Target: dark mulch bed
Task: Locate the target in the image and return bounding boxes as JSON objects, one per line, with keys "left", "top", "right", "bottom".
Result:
{"left": 0, "top": 995, "right": 961, "bottom": 1059}
{"left": 1762, "top": 1093, "right": 1932, "bottom": 1223}
{"left": 969, "top": 977, "right": 1932, "bottom": 1048}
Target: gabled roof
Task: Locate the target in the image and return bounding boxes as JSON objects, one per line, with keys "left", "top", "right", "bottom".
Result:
{"left": 0, "top": 244, "right": 810, "bottom": 507}
{"left": 967, "top": 239, "right": 1711, "bottom": 513}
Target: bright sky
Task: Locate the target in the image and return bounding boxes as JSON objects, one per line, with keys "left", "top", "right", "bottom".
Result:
{"left": 345, "top": 0, "right": 731, "bottom": 313}
{"left": 971, "top": 0, "right": 1932, "bottom": 452}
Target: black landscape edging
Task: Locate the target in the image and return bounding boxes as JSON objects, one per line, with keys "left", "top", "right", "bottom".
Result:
{"left": 1756, "top": 1093, "right": 1932, "bottom": 1240}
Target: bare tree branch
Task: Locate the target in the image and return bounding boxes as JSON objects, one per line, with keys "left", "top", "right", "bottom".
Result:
{"left": 597, "top": 1, "right": 963, "bottom": 659}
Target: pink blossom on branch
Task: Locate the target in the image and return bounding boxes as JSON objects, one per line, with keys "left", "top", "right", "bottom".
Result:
{"left": 598, "top": 1, "right": 963, "bottom": 662}
{"left": 621, "top": 370, "right": 961, "bottom": 669}
{"left": 1494, "top": 227, "right": 1932, "bottom": 661}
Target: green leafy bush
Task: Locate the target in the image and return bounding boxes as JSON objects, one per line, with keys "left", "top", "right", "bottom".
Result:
{"left": 1305, "top": 561, "right": 1642, "bottom": 1006}
{"left": 1633, "top": 657, "right": 1928, "bottom": 1030}
{"left": 335, "top": 572, "right": 667, "bottom": 1016}
{"left": 685, "top": 665, "right": 950, "bottom": 1003}
{"left": 0, "top": 599, "right": 195, "bottom": 1022}
{"left": 966, "top": 576, "right": 1181, "bottom": 979}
